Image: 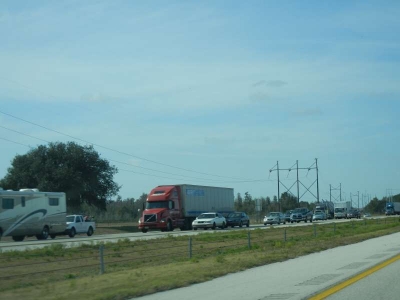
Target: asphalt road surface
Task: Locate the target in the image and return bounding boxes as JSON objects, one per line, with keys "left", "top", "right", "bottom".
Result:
{"left": 132, "top": 232, "right": 400, "bottom": 300}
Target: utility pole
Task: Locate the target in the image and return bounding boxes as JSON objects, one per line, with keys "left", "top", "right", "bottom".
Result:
{"left": 316, "top": 158, "right": 319, "bottom": 203}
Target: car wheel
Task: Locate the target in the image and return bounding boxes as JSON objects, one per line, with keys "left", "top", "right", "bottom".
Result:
{"left": 193, "top": 228, "right": 198, "bottom": 231}
{"left": 231, "top": 225, "right": 234, "bottom": 228}
{"left": 239, "top": 221, "right": 243, "bottom": 227}
{"left": 246, "top": 221, "right": 250, "bottom": 227}
{"left": 212, "top": 222, "right": 216, "bottom": 230}
{"left": 220, "top": 222, "right": 226, "bottom": 229}
{"left": 69, "top": 227, "right": 76, "bottom": 238}
{"left": 87, "top": 226, "right": 94, "bottom": 236}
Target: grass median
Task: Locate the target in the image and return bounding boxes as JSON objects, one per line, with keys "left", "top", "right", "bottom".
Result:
{"left": 0, "top": 218, "right": 399, "bottom": 300}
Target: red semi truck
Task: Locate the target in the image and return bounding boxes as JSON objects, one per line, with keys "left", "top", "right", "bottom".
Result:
{"left": 138, "top": 184, "right": 234, "bottom": 233}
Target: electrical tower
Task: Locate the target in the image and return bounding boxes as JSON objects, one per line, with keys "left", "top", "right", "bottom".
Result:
{"left": 269, "top": 158, "right": 320, "bottom": 209}
{"left": 330, "top": 183, "right": 342, "bottom": 202}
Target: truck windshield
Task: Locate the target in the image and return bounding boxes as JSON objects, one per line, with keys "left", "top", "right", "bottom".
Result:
{"left": 66, "top": 216, "right": 75, "bottom": 222}
{"left": 146, "top": 201, "right": 169, "bottom": 209}
{"left": 335, "top": 208, "right": 345, "bottom": 212}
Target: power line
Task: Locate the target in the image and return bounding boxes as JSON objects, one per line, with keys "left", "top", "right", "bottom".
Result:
{"left": 0, "top": 137, "right": 32, "bottom": 148}
{"left": 0, "top": 132, "right": 272, "bottom": 184}
{"left": 0, "top": 110, "right": 258, "bottom": 181}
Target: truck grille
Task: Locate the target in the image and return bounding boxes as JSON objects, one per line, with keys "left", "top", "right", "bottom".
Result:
{"left": 144, "top": 214, "right": 157, "bottom": 223}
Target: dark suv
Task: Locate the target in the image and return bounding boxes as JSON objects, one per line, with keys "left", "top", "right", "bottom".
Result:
{"left": 290, "top": 208, "right": 313, "bottom": 223}
{"left": 226, "top": 212, "right": 250, "bottom": 228}
{"left": 347, "top": 209, "right": 361, "bottom": 219}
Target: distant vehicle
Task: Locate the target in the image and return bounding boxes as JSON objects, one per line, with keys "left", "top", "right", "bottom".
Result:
{"left": 290, "top": 208, "right": 313, "bottom": 223}
{"left": 346, "top": 209, "right": 361, "bottom": 219}
{"left": 334, "top": 201, "right": 351, "bottom": 219}
{"left": 284, "top": 210, "right": 293, "bottom": 222}
{"left": 363, "top": 213, "right": 371, "bottom": 218}
{"left": 263, "top": 212, "right": 286, "bottom": 225}
{"left": 315, "top": 201, "right": 334, "bottom": 219}
{"left": 225, "top": 212, "right": 250, "bottom": 228}
{"left": 0, "top": 188, "right": 66, "bottom": 242}
{"left": 192, "top": 212, "right": 226, "bottom": 230}
{"left": 138, "top": 184, "right": 234, "bottom": 233}
{"left": 385, "top": 202, "right": 400, "bottom": 215}
{"left": 65, "top": 214, "right": 96, "bottom": 238}
{"left": 313, "top": 210, "right": 327, "bottom": 221}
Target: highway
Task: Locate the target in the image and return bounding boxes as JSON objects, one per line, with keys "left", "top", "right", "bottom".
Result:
{"left": 131, "top": 231, "right": 400, "bottom": 300}
{"left": 0, "top": 218, "right": 359, "bottom": 252}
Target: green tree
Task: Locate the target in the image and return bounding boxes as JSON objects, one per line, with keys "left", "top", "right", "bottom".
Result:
{"left": 235, "top": 193, "right": 243, "bottom": 210}
{"left": 0, "top": 142, "right": 120, "bottom": 210}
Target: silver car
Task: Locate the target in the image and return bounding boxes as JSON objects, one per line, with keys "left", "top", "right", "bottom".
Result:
{"left": 263, "top": 212, "right": 286, "bottom": 225}
{"left": 192, "top": 212, "right": 226, "bottom": 230}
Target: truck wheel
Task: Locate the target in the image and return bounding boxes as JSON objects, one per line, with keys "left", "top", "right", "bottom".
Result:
{"left": 167, "top": 220, "right": 173, "bottom": 232}
{"left": 212, "top": 222, "right": 216, "bottom": 230}
{"left": 304, "top": 219, "right": 307, "bottom": 223}
{"left": 87, "top": 227, "right": 94, "bottom": 236}
{"left": 246, "top": 221, "right": 250, "bottom": 227}
{"left": 12, "top": 235, "right": 25, "bottom": 242}
{"left": 50, "top": 234, "right": 56, "bottom": 239}
{"left": 141, "top": 228, "right": 148, "bottom": 233}
{"left": 69, "top": 227, "right": 76, "bottom": 238}
{"left": 193, "top": 228, "right": 198, "bottom": 231}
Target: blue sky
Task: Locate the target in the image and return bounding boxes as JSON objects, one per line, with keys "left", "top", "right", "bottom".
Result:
{"left": 1, "top": 1, "right": 399, "bottom": 206}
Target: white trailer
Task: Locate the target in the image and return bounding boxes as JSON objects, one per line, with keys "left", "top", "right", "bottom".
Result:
{"left": 0, "top": 188, "right": 66, "bottom": 241}
{"left": 334, "top": 201, "right": 352, "bottom": 219}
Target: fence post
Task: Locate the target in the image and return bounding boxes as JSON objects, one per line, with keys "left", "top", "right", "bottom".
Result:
{"left": 284, "top": 229, "right": 287, "bottom": 242}
{"left": 313, "top": 224, "right": 317, "bottom": 237}
{"left": 188, "top": 237, "right": 192, "bottom": 259}
{"left": 99, "top": 244, "right": 105, "bottom": 275}
{"left": 247, "top": 231, "right": 251, "bottom": 249}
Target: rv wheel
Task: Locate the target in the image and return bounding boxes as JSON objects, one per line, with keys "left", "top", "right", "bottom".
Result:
{"left": 12, "top": 236, "right": 25, "bottom": 242}
{"left": 50, "top": 234, "right": 56, "bottom": 239}
{"left": 37, "top": 226, "right": 49, "bottom": 240}
{"left": 42, "top": 226, "right": 49, "bottom": 240}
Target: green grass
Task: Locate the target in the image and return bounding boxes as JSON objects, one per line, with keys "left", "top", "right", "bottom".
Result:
{"left": 0, "top": 217, "right": 399, "bottom": 300}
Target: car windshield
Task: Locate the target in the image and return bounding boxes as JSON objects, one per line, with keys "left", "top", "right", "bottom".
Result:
{"left": 269, "top": 212, "right": 279, "bottom": 216}
{"left": 228, "top": 213, "right": 241, "bottom": 218}
{"left": 66, "top": 216, "right": 75, "bottom": 222}
{"left": 198, "top": 213, "right": 216, "bottom": 219}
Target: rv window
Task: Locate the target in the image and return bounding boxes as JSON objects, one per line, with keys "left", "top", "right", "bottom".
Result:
{"left": 49, "top": 198, "right": 59, "bottom": 206}
{"left": 2, "top": 198, "right": 14, "bottom": 209}
{"left": 21, "top": 197, "right": 26, "bottom": 207}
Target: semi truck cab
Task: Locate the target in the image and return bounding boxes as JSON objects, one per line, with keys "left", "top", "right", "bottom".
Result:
{"left": 138, "top": 186, "right": 182, "bottom": 233}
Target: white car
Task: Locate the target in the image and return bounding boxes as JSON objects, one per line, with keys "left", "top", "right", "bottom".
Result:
{"left": 192, "top": 212, "right": 226, "bottom": 230}
{"left": 264, "top": 212, "right": 286, "bottom": 225}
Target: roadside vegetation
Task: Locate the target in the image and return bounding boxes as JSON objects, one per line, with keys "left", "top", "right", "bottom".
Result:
{"left": 0, "top": 217, "right": 399, "bottom": 300}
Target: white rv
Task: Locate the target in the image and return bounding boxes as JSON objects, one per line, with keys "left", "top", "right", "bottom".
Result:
{"left": 0, "top": 188, "right": 66, "bottom": 241}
